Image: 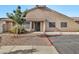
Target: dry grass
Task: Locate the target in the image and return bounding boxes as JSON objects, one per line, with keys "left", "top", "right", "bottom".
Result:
{"left": 0, "top": 34, "right": 50, "bottom": 46}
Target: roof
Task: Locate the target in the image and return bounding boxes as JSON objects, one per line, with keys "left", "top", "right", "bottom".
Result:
{"left": 26, "top": 18, "right": 45, "bottom": 21}
{"left": 0, "top": 18, "right": 8, "bottom": 19}
{"left": 0, "top": 18, "right": 14, "bottom": 22}
{"left": 26, "top": 5, "right": 75, "bottom": 21}
{"left": 71, "top": 17, "right": 79, "bottom": 21}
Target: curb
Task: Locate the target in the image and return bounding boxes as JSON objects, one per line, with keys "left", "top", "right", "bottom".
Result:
{"left": 45, "top": 35, "right": 59, "bottom": 53}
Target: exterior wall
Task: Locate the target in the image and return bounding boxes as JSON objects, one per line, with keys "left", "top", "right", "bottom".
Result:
{"left": 26, "top": 8, "right": 79, "bottom": 32}
{"left": 43, "top": 10, "right": 79, "bottom": 32}
{"left": 0, "top": 21, "right": 3, "bottom": 33}
{"left": 23, "top": 21, "right": 44, "bottom": 32}
{"left": 0, "top": 21, "right": 14, "bottom": 33}
{"left": 46, "top": 19, "right": 79, "bottom": 32}
{"left": 6, "top": 22, "right": 13, "bottom": 32}
{"left": 22, "top": 21, "right": 31, "bottom": 32}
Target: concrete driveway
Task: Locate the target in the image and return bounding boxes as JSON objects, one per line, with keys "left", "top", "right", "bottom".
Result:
{"left": 48, "top": 35, "right": 79, "bottom": 54}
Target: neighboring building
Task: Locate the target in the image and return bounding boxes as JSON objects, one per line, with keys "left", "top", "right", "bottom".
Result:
{"left": 23, "top": 5, "right": 79, "bottom": 32}
{"left": 72, "top": 17, "right": 79, "bottom": 24}
{"left": 0, "top": 18, "right": 14, "bottom": 33}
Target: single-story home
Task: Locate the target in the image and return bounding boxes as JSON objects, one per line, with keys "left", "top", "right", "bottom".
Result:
{"left": 0, "top": 18, "right": 14, "bottom": 33}
{"left": 0, "top": 5, "right": 79, "bottom": 33}
{"left": 23, "top": 5, "right": 79, "bottom": 32}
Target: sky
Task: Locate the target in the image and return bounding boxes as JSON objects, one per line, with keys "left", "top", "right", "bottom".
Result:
{"left": 0, "top": 5, "right": 79, "bottom": 18}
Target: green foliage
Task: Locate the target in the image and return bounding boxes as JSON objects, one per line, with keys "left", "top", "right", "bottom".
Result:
{"left": 6, "top": 6, "right": 28, "bottom": 25}
{"left": 6, "top": 6, "right": 29, "bottom": 34}
{"left": 9, "top": 25, "right": 27, "bottom": 34}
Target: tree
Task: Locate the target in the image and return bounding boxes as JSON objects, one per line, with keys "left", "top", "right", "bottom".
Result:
{"left": 6, "top": 6, "right": 28, "bottom": 34}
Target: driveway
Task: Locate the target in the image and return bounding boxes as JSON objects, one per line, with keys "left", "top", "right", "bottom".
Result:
{"left": 48, "top": 35, "right": 79, "bottom": 54}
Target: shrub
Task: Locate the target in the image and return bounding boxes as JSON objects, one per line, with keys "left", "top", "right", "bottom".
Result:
{"left": 9, "top": 25, "right": 27, "bottom": 34}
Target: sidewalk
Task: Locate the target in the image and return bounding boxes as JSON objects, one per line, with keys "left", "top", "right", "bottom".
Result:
{"left": 45, "top": 32, "right": 79, "bottom": 35}
{"left": 0, "top": 46, "right": 58, "bottom": 54}
{"left": 1, "top": 32, "right": 79, "bottom": 36}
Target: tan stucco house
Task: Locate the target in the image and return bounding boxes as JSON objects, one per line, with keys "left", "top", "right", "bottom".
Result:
{"left": 0, "top": 5, "right": 79, "bottom": 33}
{"left": 23, "top": 5, "right": 79, "bottom": 32}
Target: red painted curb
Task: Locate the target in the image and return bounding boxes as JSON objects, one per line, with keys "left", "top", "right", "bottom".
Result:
{"left": 44, "top": 35, "right": 53, "bottom": 46}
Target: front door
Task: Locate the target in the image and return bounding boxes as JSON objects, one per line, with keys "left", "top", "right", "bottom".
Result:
{"left": 35, "top": 22, "right": 40, "bottom": 31}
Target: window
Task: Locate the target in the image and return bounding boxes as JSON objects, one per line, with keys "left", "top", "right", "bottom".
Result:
{"left": 49, "top": 22, "right": 55, "bottom": 27}
{"left": 23, "top": 21, "right": 30, "bottom": 24}
{"left": 61, "top": 22, "right": 67, "bottom": 27}
{"left": 26, "top": 21, "right": 30, "bottom": 24}
{"left": 23, "top": 21, "right": 30, "bottom": 29}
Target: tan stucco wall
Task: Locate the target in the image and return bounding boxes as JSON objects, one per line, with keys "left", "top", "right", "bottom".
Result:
{"left": 46, "top": 19, "right": 79, "bottom": 32}
{"left": 0, "top": 21, "right": 3, "bottom": 33}
{"left": 44, "top": 10, "right": 79, "bottom": 32}
{"left": 0, "top": 21, "right": 14, "bottom": 32}
{"left": 26, "top": 8, "right": 79, "bottom": 32}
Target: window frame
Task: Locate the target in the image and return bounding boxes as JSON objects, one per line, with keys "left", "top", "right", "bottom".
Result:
{"left": 61, "top": 22, "right": 67, "bottom": 28}
{"left": 49, "top": 22, "right": 56, "bottom": 28}
{"left": 23, "top": 21, "right": 30, "bottom": 29}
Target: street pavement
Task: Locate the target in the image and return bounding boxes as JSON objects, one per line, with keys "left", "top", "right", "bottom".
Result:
{"left": 48, "top": 35, "right": 79, "bottom": 54}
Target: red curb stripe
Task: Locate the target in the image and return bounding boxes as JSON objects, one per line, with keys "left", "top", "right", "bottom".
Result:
{"left": 44, "top": 35, "right": 53, "bottom": 46}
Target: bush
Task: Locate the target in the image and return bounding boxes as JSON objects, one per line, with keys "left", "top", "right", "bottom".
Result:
{"left": 9, "top": 25, "right": 27, "bottom": 34}
{"left": 18, "top": 28, "right": 27, "bottom": 34}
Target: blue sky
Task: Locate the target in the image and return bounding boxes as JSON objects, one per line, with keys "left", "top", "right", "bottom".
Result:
{"left": 0, "top": 5, "right": 79, "bottom": 18}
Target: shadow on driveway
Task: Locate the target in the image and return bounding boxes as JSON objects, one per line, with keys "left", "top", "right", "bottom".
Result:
{"left": 4, "top": 49, "right": 38, "bottom": 54}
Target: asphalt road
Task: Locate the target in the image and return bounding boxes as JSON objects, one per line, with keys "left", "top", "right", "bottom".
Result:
{"left": 48, "top": 35, "right": 79, "bottom": 54}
